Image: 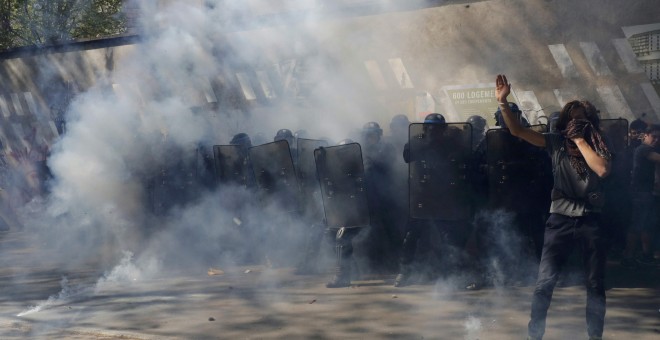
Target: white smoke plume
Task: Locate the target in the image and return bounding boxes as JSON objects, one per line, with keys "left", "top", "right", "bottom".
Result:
{"left": 463, "top": 315, "right": 483, "bottom": 340}
{"left": 17, "top": 251, "right": 146, "bottom": 317}
{"left": 17, "top": 277, "right": 82, "bottom": 317}
{"left": 16, "top": 0, "right": 412, "bottom": 277}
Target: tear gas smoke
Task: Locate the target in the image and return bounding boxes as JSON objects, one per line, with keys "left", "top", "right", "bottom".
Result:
{"left": 11, "top": 0, "right": 552, "bottom": 313}
{"left": 7, "top": 2, "right": 427, "bottom": 299}
{"left": 17, "top": 251, "right": 143, "bottom": 317}
{"left": 17, "top": 277, "right": 80, "bottom": 317}
{"left": 473, "top": 209, "right": 540, "bottom": 288}
{"left": 20, "top": 1, "right": 377, "bottom": 270}
{"left": 463, "top": 315, "right": 483, "bottom": 340}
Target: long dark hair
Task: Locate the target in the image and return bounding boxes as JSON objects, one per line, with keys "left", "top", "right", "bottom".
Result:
{"left": 555, "top": 100, "right": 600, "bottom": 132}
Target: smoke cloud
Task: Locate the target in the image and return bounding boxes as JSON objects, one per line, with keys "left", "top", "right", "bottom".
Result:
{"left": 17, "top": 0, "right": 418, "bottom": 289}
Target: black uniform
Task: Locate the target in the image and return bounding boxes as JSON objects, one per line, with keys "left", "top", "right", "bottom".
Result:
{"left": 314, "top": 143, "right": 370, "bottom": 288}
{"left": 395, "top": 119, "right": 474, "bottom": 287}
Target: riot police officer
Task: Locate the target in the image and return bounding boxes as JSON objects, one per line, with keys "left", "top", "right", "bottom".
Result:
{"left": 249, "top": 132, "right": 301, "bottom": 267}
{"left": 494, "top": 102, "right": 530, "bottom": 128}
{"left": 359, "top": 122, "right": 401, "bottom": 273}
{"left": 231, "top": 132, "right": 253, "bottom": 149}
{"left": 395, "top": 113, "right": 474, "bottom": 287}
{"left": 386, "top": 115, "right": 413, "bottom": 250}
{"left": 212, "top": 133, "right": 259, "bottom": 264}
{"left": 360, "top": 122, "right": 396, "bottom": 204}
{"left": 227, "top": 132, "right": 255, "bottom": 188}
{"left": 274, "top": 128, "right": 295, "bottom": 146}
{"left": 387, "top": 114, "right": 410, "bottom": 156}
{"left": 294, "top": 135, "right": 331, "bottom": 274}
{"left": 274, "top": 128, "right": 298, "bottom": 168}
{"left": 316, "top": 139, "right": 371, "bottom": 288}
{"left": 467, "top": 115, "right": 488, "bottom": 151}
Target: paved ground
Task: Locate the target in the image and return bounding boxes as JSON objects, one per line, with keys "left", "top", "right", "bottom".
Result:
{"left": 0, "top": 230, "right": 658, "bottom": 340}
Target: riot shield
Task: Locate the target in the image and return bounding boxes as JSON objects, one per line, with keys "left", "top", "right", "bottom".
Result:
{"left": 485, "top": 128, "right": 550, "bottom": 212}
{"left": 213, "top": 144, "right": 252, "bottom": 188}
{"left": 149, "top": 153, "right": 198, "bottom": 215}
{"left": 248, "top": 140, "right": 300, "bottom": 212}
{"left": 408, "top": 123, "right": 473, "bottom": 220}
{"left": 314, "top": 143, "right": 370, "bottom": 228}
{"left": 297, "top": 138, "right": 329, "bottom": 220}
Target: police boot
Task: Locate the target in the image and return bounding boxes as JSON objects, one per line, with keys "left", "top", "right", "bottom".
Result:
{"left": 326, "top": 228, "right": 352, "bottom": 288}
{"left": 326, "top": 244, "right": 352, "bottom": 288}
{"left": 394, "top": 231, "right": 416, "bottom": 287}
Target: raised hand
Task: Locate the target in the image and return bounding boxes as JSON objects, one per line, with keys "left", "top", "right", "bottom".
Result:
{"left": 495, "top": 74, "right": 510, "bottom": 103}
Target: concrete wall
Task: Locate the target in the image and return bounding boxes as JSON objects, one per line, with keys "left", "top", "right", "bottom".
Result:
{"left": 0, "top": 0, "right": 658, "bottom": 148}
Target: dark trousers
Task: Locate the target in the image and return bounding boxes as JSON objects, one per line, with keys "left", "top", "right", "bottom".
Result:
{"left": 328, "top": 227, "right": 362, "bottom": 266}
{"left": 528, "top": 213, "right": 608, "bottom": 339}
{"left": 399, "top": 219, "right": 468, "bottom": 274}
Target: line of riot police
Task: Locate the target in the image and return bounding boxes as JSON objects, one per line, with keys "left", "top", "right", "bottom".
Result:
{"left": 147, "top": 107, "right": 631, "bottom": 289}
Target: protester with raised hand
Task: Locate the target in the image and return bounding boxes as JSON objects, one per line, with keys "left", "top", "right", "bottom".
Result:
{"left": 495, "top": 74, "right": 611, "bottom": 340}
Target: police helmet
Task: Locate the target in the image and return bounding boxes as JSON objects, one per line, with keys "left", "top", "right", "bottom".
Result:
{"left": 423, "top": 113, "right": 446, "bottom": 124}
{"left": 390, "top": 114, "right": 410, "bottom": 129}
{"left": 230, "top": 133, "right": 252, "bottom": 147}
{"left": 495, "top": 103, "right": 528, "bottom": 128}
{"left": 274, "top": 129, "right": 294, "bottom": 142}
{"left": 362, "top": 122, "right": 383, "bottom": 137}
{"left": 467, "top": 115, "right": 487, "bottom": 131}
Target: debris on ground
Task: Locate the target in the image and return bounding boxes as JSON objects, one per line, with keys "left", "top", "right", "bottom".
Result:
{"left": 208, "top": 317, "right": 215, "bottom": 321}
{"left": 207, "top": 268, "right": 224, "bottom": 276}
{"left": 308, "top": 299, "right": 316, "bottom": 304}
{"left": 244, "top": 269, "right": 251, "bottom": 274}
{"left": 466, "top": 283, "right": 479, "bottom": 290}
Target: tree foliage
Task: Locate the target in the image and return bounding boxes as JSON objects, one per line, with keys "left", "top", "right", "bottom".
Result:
{"left": 0, "top": 0, "right": 127, "bottom": 51}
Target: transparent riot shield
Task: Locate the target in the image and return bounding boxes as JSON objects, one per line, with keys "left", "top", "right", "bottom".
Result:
{"left": 297, "top": 138, "right": 329, "bottom": 220}
{"left": 314, "top": 143, "right": 370, "bottom": 228}
{"left": 248, "top": 140, "right": 300, "bottom": 213}
{"left": 408, "top": 123, "right": 473, "bottom": 220}
{"left": 213, "top": 144, "right": 252, "bottom": 188}
{"left": 485, "top": 128, "right": 549, "bottom": 212}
